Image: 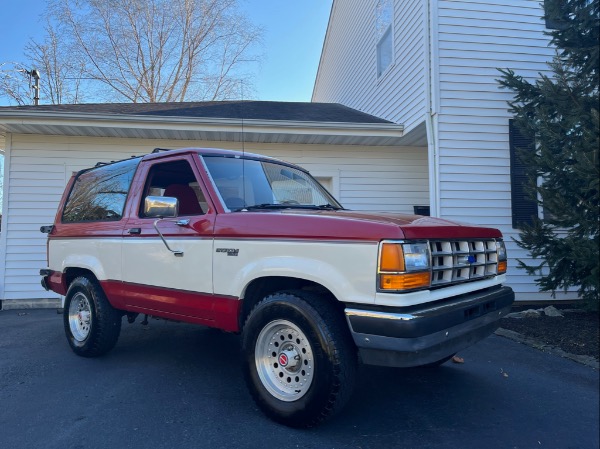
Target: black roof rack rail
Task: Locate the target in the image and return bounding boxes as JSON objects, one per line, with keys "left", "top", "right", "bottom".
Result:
{"left": 94, "top": 159, "right": 124, "bottom": 167}
{"left": 152, "top": 147, "right": 174, "bottom": 153}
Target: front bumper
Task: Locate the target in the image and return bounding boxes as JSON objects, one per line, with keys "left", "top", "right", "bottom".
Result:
{"left": 345, "top": 285, "right": 514, "bottom": 367}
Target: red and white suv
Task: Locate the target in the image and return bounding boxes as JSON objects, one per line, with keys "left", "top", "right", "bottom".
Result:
{"left": 41, "top": 147, "right": 514, "bottom": 427}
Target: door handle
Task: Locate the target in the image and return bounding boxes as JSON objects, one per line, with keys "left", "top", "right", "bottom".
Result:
{"left": 128, "top": 228, "right": 141, "bottom": 235}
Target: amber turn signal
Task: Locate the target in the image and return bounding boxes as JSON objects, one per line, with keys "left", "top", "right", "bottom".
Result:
{"left": 379, "top": 243, "right": 405, "bottom": 272}
{"left": 498, "top": 260, "right": 507, "bottom": 274}
{"left": 380, "top": 272, "right": 431, "bottom": 290}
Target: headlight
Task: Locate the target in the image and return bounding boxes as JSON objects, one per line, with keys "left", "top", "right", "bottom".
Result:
{"left": 496, "top": 239, "right": 507, "bottom": 274}
{"left": 403, "top": 243, "right": 430, "bottom": 271}
{"left": 378, "top": 242, "right": 431, "bottom": 291}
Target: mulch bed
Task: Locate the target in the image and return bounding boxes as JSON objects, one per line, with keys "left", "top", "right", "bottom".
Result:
{"left": 499, "top": 306, "right": 599, "bottom": 360}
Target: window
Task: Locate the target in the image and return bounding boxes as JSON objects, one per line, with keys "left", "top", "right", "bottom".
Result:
{"left": 509, "top": 120, "right": 538, "bottom": 229}
{"left": 203, "top": 156, "right": 341, "bottom": 211}
{"left": 140, "top": 159, "right": 206, "bottom": 217}
{"left": 376, "top": 0, "right": 393, "bottom": 77}
{"left": 62, "top": 158, "right": 140, "bottom": 223}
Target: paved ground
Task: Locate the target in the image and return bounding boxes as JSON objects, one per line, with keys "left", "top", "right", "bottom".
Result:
{"left": 1, "top": 309, "right": 598, "bottom": 449}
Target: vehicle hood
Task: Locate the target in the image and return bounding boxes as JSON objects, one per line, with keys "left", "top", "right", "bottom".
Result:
{"left": 213, "top": 208, "right": 503, "bottom": 241}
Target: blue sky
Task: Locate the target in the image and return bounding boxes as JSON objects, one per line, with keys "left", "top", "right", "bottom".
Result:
{"left": 0, "top": 0, "right": 332, "bottom": 105}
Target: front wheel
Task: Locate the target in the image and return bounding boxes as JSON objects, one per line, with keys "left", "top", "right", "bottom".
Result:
{"left": 242, "top": 291, "right": 357, "bottom": 428}
{"left": 64, "top": 276, "right": 122, "bottom": 357}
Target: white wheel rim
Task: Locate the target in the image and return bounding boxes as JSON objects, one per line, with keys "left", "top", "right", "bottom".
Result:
{"left": 68, "top": 292, "right": 92, "bottom": 342}
{"left": 255, "top": 319, "right": 314, "bottom": 402}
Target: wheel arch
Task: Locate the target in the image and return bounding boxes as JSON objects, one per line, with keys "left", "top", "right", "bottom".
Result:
{"left": 64, "top": 267, "right": 99, "bottom": 289}
{"left": 238, "top": 276, "right": 343, "bottom": 331}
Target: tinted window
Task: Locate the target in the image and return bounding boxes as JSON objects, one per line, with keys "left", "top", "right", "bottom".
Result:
{"left": 62, "top": 158, "right": 140, "bottom": 223}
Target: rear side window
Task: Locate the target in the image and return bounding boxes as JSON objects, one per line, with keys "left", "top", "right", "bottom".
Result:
{"left": 62, "top": 158, "right": 140, "bottom": 223}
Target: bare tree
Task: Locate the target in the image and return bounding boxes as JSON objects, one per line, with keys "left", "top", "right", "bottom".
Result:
{"left": 24, "top": 19, "right": 87, "bottom": 104}
{"left": 0, "top": 63, "right": 32, "bottom": 105}
{"left": 42, "top": 0, "right": 262, "bottom": 103}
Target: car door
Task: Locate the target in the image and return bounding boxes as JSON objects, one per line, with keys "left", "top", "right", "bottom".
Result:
{"left": 120, "top": 154, "right": 216, "bottom": 322}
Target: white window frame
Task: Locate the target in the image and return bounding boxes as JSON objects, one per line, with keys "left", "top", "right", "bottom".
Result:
{"left": 312, "top": 170, "right": 340, "bottom": 200}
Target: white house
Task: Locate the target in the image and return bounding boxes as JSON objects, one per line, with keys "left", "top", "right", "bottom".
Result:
{"left": 0, "top": 0, "right": 573, "bottom": 308}
{"left": 0, "top": 101, "right": 429, "bottom": 308}
{"left": 313, "top": 0, "right": 573, "bottom": 301}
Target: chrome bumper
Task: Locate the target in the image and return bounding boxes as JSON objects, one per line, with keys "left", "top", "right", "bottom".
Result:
{"left": 345, "top": 285, "right": 514, "bottom": 367}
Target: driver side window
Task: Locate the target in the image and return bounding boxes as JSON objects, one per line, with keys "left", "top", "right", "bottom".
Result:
{"left": 140, "top": 159, "right": 207, "bottom": 217}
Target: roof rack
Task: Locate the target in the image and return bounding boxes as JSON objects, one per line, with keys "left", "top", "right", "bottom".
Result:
{"left": 92, "top": 150, "right": 151, "bottom": 169}
{"left": 94, "top": 157, "right": 140, "bottom": 168}
{"left": 152, "top": 147, "right": 174, "bottom": 153}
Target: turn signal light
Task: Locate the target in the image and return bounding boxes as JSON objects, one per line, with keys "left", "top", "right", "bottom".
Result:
{"left": 380, "top": 272, "right": 431, "bottom": 290}
{"left": 379, "top": 243, "right": 405, "bottom": 272}
{"left": 498, "top": 261, "right": 507, "bottom": 274}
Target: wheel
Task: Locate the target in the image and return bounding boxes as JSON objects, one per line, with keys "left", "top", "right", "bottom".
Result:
{"left": 63, "top": 276, "right": 122, "bottom": 357}
{"left": 241, "top": 290, "right": 357, "bottom": 428}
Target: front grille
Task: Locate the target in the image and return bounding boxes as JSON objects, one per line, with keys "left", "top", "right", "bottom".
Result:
{"left": 429, "top": 239, "right": 498, "bottom": 287}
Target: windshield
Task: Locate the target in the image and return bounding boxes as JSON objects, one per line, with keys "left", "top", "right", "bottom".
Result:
{"left": 202, "top": 156, "right": 343, "bottom": 211}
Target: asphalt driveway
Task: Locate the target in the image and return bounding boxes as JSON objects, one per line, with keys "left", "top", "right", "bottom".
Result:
{"left": 1, "top": 309, "right": 598, "bottom": 449}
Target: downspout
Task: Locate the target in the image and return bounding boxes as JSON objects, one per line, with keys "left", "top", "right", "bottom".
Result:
{"left": 424, "top": 0, "right": 441, "bottom": 217}
{"left": 0, "top": 133, "right": 12, "bottom": 302}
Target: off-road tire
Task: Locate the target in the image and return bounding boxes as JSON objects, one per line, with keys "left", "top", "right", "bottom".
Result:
{"left": 242, "top": 290, "right": 357, "bottom": 428}
{"left": 63, "top": 276, "right": 122, "bottom": 357}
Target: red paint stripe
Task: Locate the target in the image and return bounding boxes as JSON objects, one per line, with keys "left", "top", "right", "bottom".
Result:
{"left": 46, "top": 271, "right": 67, "bottom": 296}
{"left": 101, "top": 280, "right": 240, "bottom": 332}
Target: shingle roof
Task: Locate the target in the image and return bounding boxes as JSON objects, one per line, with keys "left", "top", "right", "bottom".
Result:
{"left": 1, "top": 101, "right": 392, "bottom": 124}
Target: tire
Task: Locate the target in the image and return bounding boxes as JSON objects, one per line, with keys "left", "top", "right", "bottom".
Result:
{"left": 63, "top": 276, "right": 122, "bottom": 357}
{"left": 241, "top": 290, "right": 357, "bottom": 428}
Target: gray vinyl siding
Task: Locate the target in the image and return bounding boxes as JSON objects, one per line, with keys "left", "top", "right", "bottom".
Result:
{"left": 313, "top": 0, "right": 427, "bottom": 133}
{"left": 0, "top": 134, "right": 428, "bottom": 301}
{"left": 435, "top": 0, "right": 566, "bottom": 299}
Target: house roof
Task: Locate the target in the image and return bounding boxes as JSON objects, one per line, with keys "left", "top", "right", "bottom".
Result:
{"left": 0, "top": 101, "right": 407, "bottom": 146}
{"left": 2, "top": 101, "right": 392, "bottom": 123}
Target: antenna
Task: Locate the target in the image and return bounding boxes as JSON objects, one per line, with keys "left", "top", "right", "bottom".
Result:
{"left": 240, "top": 80, "right": 246, "bottom": 155}
{"left": 240, "top": 80, "right": 246, "bottom": 207}
{"left": 17, "top": 68, "right": 40, "bottom": 105}
{"left": 31, "top": 69, "right": 40, "bottom": 106}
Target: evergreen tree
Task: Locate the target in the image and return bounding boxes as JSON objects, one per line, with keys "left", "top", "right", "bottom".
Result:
{"left": 498, "top": 0, "right": 599, "bottom": 309}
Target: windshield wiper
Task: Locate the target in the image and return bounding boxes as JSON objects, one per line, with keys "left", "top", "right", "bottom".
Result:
{"left": 239, "top": 203, "right": 291, "bottom": 211}
{"left": 237, "top": 203, "right": 342, "bottom": 211}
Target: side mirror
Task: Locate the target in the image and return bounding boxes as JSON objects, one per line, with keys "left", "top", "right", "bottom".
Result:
{"left": 144, "top": 196, "right": 178, "bottom": 218}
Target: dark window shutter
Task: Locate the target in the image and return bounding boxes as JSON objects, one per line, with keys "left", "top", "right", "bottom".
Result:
{"left": 544, "top": 0, "right": 568, "bottom": 30}
{"left": 509, "top": 119, "right": 538, "bottom": 229}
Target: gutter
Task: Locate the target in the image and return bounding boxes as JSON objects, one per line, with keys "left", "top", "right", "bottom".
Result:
{"left": 0, "top": 110, "right": 404, "bottom": 140}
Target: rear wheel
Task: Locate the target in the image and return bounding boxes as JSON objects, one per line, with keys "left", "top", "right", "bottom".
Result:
{"left": 64, "top": 276, "right": 122, "bottom": 357}
{"left": 242, "top": 291, "right": 357, "bottom": 428}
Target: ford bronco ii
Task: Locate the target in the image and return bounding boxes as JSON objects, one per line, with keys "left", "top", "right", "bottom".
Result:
{"left": 41, "top": 147, "right": 514, "bottom": 427}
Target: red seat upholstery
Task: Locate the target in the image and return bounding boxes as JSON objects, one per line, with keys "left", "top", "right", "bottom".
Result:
{"left": 163, "top": 184, "right": 203, "bottom": 215}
